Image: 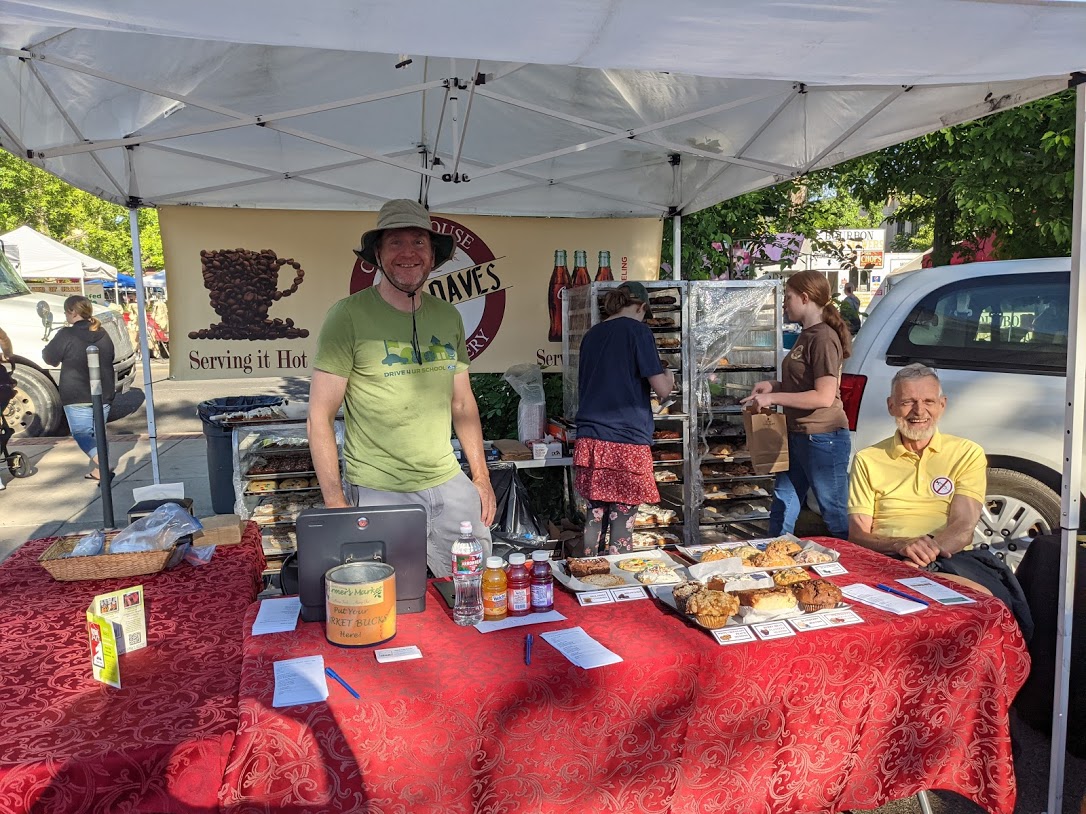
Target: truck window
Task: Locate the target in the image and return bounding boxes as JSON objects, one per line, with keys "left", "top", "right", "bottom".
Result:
{"left": 0, "top": 251, "right": 32, "bottom": 299}
{"left": 887, "top": 272, "right": 1068, "bottom": 375}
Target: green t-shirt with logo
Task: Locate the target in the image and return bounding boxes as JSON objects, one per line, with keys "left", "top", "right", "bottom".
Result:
{"left": 314, "top": 287, "right": 470, "bottom": 491}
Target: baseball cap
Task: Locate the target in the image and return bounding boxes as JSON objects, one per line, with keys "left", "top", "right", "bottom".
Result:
{"left": 618, "top": 281, "right": 653, "bottom": 318}
{"left": 356, "top": 199, "right": 455, "bottom": 269}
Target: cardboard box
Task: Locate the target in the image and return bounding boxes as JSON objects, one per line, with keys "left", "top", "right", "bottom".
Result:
{"left": 545, "top": 441, "right": 564, "bottom": 458}
{"left": 194, "top": 514, "right": 245, "bottom": 546}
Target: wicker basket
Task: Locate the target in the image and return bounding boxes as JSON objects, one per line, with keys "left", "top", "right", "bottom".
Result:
{"left": 38, "top": 531, "right": 187, "bottom": 582}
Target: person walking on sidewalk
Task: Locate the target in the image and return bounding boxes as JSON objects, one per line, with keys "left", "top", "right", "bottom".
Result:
{"left": 42, "top": 296, "right": 115, "bottom": 481}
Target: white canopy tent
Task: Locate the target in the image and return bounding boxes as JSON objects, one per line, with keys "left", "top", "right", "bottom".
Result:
{"left": 0, "top": 2, "right": 1083, "bottom": 809}
{"left": 0, "top": 224, "right": 117, "bottom": 282}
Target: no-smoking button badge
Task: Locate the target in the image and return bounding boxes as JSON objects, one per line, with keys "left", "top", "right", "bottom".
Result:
{"left": 931, "top": 476, "right": 955, "bottom": 497}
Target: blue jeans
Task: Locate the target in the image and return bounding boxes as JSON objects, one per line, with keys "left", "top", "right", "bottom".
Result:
{"left": 64, "top": 403, "right": 110, "bottom": 461}
{"left": 769, "top": 427, "right": 851, "bottom": 539}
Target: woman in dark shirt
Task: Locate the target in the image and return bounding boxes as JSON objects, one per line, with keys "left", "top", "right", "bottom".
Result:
{"left": 573, "top": 282, "right": 674, "bottom": 555}
{"left": 42, "top": 296, "right": 115, "bottom": 481}
{"left": 742, "top": 270, "right": 852, "bottom": 538}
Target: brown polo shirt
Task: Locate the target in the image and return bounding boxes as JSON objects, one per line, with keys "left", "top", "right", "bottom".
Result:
{"left": 781, "top": 322, "right": 847, "bottom": 434}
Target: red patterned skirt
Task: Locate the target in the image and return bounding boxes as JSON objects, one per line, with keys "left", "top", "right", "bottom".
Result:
{"left": 573, "top": 437, "right": 660, "bottom": 505}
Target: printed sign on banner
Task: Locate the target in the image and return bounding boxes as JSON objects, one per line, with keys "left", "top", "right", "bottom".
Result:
{"left": 160, "top": 207, "right": 662, "bottom": 378}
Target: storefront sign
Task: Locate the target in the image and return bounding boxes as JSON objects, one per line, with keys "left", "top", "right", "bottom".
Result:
{"left": 815, "top": 229, "right": 885, "bottom": 270}
{"left": 160, "top": 208, "right": 661, "bottom": 379}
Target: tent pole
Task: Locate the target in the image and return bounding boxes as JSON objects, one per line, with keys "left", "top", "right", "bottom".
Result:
{"left": 1047, "top": 78, "right": 1085, "bottom": 814}
{"left": 128, "top": 208, "right": 161, "bottom": 484}
{"left": 672, "top": 215, "right": 681, "bottom": 281}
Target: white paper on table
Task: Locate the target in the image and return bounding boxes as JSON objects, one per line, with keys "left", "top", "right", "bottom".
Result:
{"left": 252, "top": 596, "right": 302, "bottom": 635}
{"left": 132, "top": 482, "right": 185, "bottom": 502}
{"left": 841, "top": 584, "right": 927, "bottom": 615}
{"left": 474, "top": 611, "right": 566, "bottom": 633}
{"left": 896, "top": 576, "right": 976, "bottom": 605}
{"left": 540, "top": 626, "right": 623, "bottom": 669}
{"left": 272, "top": 655, "right": 328, "bottom": 708}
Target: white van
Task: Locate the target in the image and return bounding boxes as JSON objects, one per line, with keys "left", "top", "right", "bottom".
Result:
{"left": 0, "top": 249, "right": 136, "bottom": 435}
{"left": 841, "top": 257, "right": 1073, "bottom": 565}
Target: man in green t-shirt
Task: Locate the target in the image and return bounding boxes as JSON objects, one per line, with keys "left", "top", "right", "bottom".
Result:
{"left": 308, "top": 199, "right": 495, "bottom": 577}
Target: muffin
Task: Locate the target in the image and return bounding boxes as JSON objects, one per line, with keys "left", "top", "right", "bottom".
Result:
{"left": 793, "top": 579, "right": 844, "bottom": 612}
{"left": 700, "top": 547, "right": 734, "bottom": 563}
{"left": 748, "top": 552, "right": 796, "bottom": 569}
{"left": 772, "top": 567, "right": 811, "bottom": 587}
{"left": 672, "top": 581, "right": 708, "bottom": 613}
{"left": 686, "top": 590, "right": 740, "bottom": 629}
{"left": 765, "top": 538, "right": 803, "bottom": 557}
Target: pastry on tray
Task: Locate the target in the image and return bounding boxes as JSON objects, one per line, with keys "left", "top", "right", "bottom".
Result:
{"left": 765, "top": 538, "right": 803, "bottom": 557}
{"left": 636, "top": 564, "right": 682, "bottom": 585}
{"left": 615, "top": 557, "right": 654, "bottom": 572}
{"left": 579, "top": 573, "right": 626, "bottom": 588}
{"left": 657, "top": 337, "right": 681, "bottom": 348}
{"left": 748, "top": 551, "right": 796, "bottom": 569}
{"left": 566, "top": 557, "right": 611, "bottom": 578}
{"left": 646, "top": 317, "right": 676, "bottom": 328}
{"left": 793, "top": 579, "right": 843, "bottom": 612}
{"left": 278, "top": 477, "right": 311, "bottom": 489}
{"left": 793, "top": 548, "right": 834, "bottom": 565}
{"left": 247, "top": 479, "right": 278, "bottom": 492}
{"left": 653, "top": 450, "right": 682, "bottom": 461}
{"left": 654, "top": 470, "right": 680, "bottom": 483}
{"left": 672, "top": 581, "right": 708, "bottom": 614}
{"left": 686, "top": 590, "right": 740, "bottom": 629}
{"left": 772, "top": 567, "right": 811, "bottom": 587}
{"left": 650, "top": 295, "right": 677, "bottom": 306}
{"left": 653, "top": 429, "right": 681, "bottom": 440}
{"left": 737, "top": 586, "right": 798, "bottom": 612}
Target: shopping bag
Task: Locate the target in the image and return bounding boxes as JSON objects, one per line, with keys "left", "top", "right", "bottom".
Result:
{"left": 742, "top": 408, "right": 789, "bottom": 475}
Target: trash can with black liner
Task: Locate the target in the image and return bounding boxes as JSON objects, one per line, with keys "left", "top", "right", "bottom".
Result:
{"left": 197, "top": 396, "right": 285, "bottom": 514}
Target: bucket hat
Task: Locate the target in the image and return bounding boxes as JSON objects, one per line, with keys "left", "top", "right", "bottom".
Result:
{"left": 618, "top": 281, "right": 653, "bottom": 318}
{"left": 355, "top": 199, "right": 455, "bottom": 269}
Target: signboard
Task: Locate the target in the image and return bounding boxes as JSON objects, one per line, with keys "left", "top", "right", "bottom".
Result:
{"left": 815, "top": 229, "right": 885, "bottom": 270}
{"left": 25, "top": 279, "right": 106, "bottom": 301}
{"left": 159, "top": 208, "right": 662, "bottom": 379}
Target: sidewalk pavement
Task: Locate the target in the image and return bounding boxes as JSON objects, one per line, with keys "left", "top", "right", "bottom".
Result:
{"left": 0, "top": 432, "right": 213, "bottom": 563}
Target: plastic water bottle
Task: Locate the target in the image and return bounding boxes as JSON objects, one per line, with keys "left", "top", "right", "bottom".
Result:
{"left": 451, "top": 521, "right": 484, "bottom": 626}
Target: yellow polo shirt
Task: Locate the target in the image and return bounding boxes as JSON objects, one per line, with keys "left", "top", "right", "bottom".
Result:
{"left": 848, "top": 431, "right": 986, "bottom": 538}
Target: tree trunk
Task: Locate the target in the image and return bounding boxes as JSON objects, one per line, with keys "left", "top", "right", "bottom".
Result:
{"left": 930, "top": 192, "right": 957, "bottom": 267}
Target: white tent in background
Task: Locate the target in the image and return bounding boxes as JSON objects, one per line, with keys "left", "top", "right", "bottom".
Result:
{"left": 0, "top": 224, "right": 117, "bottom": 281}
{"left": 1, "top": 3, "right": 1084, "bottom": 810}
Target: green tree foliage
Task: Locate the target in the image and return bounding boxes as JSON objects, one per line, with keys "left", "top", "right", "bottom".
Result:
{"left": 0, "top": 151, "right": 163, "bottom": 273}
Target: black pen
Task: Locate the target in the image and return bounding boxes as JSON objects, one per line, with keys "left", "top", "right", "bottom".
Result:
{"left": 525, "top": 633, "right": 533, "bottom": 665}
{"left": 876, "top": 583, "right": 930, "bottom": 606}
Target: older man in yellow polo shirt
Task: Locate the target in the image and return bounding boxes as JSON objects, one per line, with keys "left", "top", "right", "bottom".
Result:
{"left": 848, "top": 363, "right": 986, "bottom": 567}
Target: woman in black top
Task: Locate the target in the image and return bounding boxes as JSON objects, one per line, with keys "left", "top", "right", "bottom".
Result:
{"left": 42, "top": 296, "right": 115, "bottom": 481}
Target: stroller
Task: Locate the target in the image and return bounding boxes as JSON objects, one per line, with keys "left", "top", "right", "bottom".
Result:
{"left": 0, "top": 361, "right": 31, "bottom": 479}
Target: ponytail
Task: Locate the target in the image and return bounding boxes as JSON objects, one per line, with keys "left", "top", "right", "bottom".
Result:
{"left": 602, "top": 287, "right": 642, "bottom": 317}
{"left": 63, "top": 295, "right": 101, "bottom": 332}
{"left": 820, "top": 302, "right": 852, "bottom": 359}
{"left": 88, "top": 315, "right": 102, "bottom": 333}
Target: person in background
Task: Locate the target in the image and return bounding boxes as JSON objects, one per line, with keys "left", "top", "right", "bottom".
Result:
{"left": 847, "top": 363, "right": 1033, "bottom": 636}
{"left": 42, "top": 296, "right": 115, "bottom": 481}
{"left": 308, "top": 199, "right": 495, "bottom": 578}
{"left": 0, "top": 325, "right": 11, "bottom": 363}
{"left": 573, "top": 282, "right": 674, "bottom": 556}
{"left": 742, "top": 270, "right": 851, "bottom": 539}
{"left": 122, "top": 294, "right": 140, "bottom": 356}
{"left": 839, "top": 282, "right": 862, "bottom": 334}
{"left": 0, "top": 325, "right": 13, "bottom": 491}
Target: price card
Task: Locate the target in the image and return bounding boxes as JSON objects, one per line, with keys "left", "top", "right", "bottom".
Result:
{"left": 821, "top": 608, "right": 864, "bottom": 627}
{"left": 577, "top": 591, "right": 614, "bottom": 607}
{"left": 789, "top": 614, "right": 830, "bottom": 632}
{"left": 812, "top": 562, "right": 848, "bottom": 577}
{"left": 712, "top": 626, "right": 756, "bottom": 646}
{"left": 751, "top": 620, "right": 796, "bottom": 640}
{"left": 611, "top": 587, "right": 649, "bottom": 602}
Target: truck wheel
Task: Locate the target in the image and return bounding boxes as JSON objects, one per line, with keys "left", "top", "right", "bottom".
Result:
{"left": 6, "top": 364, "right": 63, "bottom": 437}
{"left": 974, "top": 468, "right": 1061, "bottom": 554}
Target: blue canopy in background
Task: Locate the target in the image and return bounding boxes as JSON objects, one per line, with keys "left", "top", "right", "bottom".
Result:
{"left": 102, "top": 273, "right": 137, "bottom": 288}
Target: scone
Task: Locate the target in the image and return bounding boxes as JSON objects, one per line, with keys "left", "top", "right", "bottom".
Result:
{"left": 793, "top": 548, "right": 834, "bottom": 565}
{"left": 700, "top": 547, "right": 734, "bottom": 563}
{"left": 579, "top": 573, "right": 626, "bottom": 588}
{"left": 749, "top": 552, "right": 796, "bottom": 569}
{"left": 728, "top": 546, "right": 762, "bottom": 562}
{"left": 672, "top": 581, "right": 708, "bottom": 613}
{"left": 636, "top": 564, "right": 682, "bottom": 584}
{"left": 772, "top": 567, "right": 811, "bottom": 587}
{"left": 793, "top": 579, "right": 844, "bottom": 612}
{"left": 686, "top": 590, "right": 740, "bottom": 629}
{"left": 566, "top": 557, "right": 611, "bottom": 578}
{"left": 737, "top": 587, "right": 798, "bottom": 612}
{"left": 765, "top": 538, "right": 803, "bottom": 557}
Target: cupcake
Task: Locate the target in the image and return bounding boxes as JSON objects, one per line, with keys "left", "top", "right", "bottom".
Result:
{"left": 792, "top": 579, "right": 843, "bottom": 612}
{"left": 772, "top": 567, "right": 811, "bottom": 587}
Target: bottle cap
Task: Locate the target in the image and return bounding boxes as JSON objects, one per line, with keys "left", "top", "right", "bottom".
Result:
{"left": 508, "top": 552, "right": 526, "bottom": 565}
{"left": 532, "top": 549, "right": 550, "bottom": 561}
{"left": 485, "top": 556, "right": 504, "bottom": 569}
{"left": 459, "top": 521, "right": 473, "bottom": 535}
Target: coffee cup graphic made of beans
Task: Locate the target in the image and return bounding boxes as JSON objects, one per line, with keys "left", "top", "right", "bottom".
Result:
{"left": 189, "top": 248, "right": 310, "bottom": 340}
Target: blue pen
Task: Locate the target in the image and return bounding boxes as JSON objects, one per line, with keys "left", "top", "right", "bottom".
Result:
{"left": 325, "top": 667, "right": 360, "bottom": 699}
{"left": 525, "top": 633, "right": 533, "bottom": 665}
{"left": 876, "top": 583, "right": 929, "bottom": 606}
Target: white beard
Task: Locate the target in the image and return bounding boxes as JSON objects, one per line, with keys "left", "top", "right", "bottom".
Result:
{"left": 896, "top": 416, "right": 937, "bottom": 442}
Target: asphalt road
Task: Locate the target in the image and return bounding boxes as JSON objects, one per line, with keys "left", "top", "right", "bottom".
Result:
{"left": 106, "top": 360, "right": 310, "bottom": 436}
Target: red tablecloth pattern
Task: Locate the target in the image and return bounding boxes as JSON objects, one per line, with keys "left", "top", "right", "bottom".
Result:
{"left": 219, "top": 538, "right": 1029, "bottom": 814}
{"left": 0, "top": 523, "right": 266, "bottom": 814}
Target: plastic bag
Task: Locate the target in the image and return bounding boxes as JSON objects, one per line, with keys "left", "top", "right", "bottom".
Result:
{"left": 489, "top": 463, "right": 548, "bottom": 541}
{"left": 67, "top": 529, "right": 105, "bottom": 558}
{"left": 184, "top": 545, "right": 216, "bottom": 567}
{"left": 502, "top": 363, "right": 547, "bottom": 443}
{"left": 110, "top": 504, "right": 204, "bottom": 553}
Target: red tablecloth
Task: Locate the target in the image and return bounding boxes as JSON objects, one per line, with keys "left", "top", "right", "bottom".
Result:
{"left": 0, "top": 523, "right": 266, "bottom": 814}
{"left": 219, "top": 538, "right": 1030, "bottom": 814}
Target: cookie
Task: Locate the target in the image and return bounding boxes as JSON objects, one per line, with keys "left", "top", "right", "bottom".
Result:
{"left": 578, "top": 573, "right": 626, "bottom": 588}
{"left": 615, "top": 557, "right": 654, "bottom": 572}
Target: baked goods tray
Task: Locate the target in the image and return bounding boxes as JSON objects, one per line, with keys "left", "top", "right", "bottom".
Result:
{"left": 700, "top": 452, "right": 751, "bottom": 462}
{"left": 703, "top": 487, "right": 771, "bottom": 501}
{"left": 244, "top": 469, "right": 316, "bottom": 479}
{"left": 653, "top": 412, "right": 688, "bottom": 420}
{"left": 678, "top": 538, "right": 840, "bottom": 574}
{"left": 652, "top": 459, "right": 684, "bottom": 467}
{"left": 652, "top": 585, "right": 850, "bottom": 631}
{"left": 552, "top": 550, "right": 690, "bottom": 593}
{"left": 700, "top": 474, "right": 774, "bottom": 483}
{"left": 244, "top": 485, "right": 321, "bottom": 496}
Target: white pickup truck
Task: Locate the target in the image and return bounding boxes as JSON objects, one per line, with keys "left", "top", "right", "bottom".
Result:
{"left": 0, "top": 249, "right": 136, "bottom": 436}
{"left": 841, "top": 257, "right": 1073, "bottom": 567}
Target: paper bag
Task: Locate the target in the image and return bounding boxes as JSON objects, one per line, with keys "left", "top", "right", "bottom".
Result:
{"left": 742, "top": 409, "right": 789, "bottom": 475}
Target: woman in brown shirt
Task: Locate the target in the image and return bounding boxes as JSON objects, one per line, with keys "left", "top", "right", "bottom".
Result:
{"left": 741, "top": 271, "right": 852, "bottom": 538}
